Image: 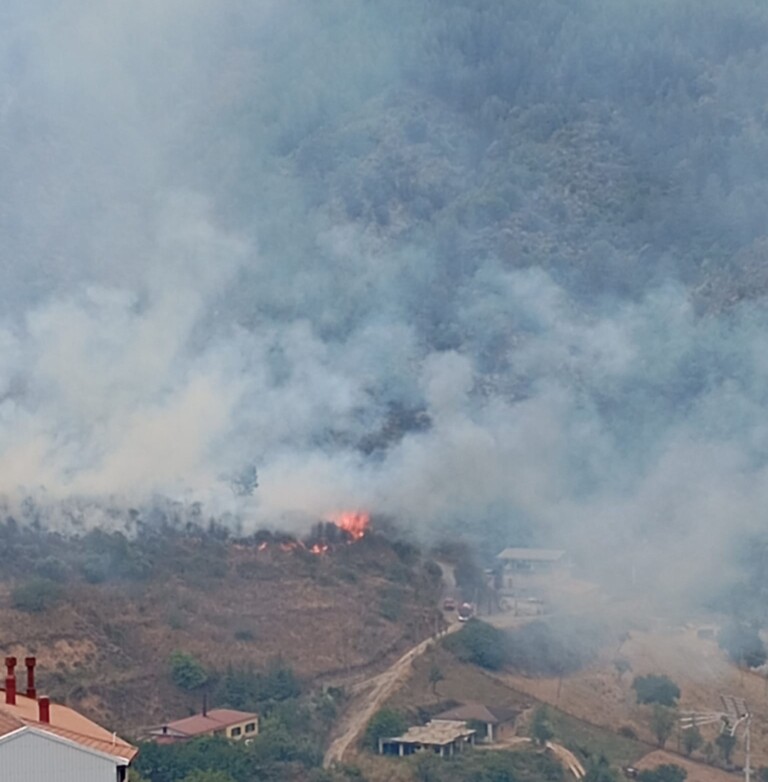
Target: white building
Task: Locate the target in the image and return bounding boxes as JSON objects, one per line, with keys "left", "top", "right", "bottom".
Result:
{"left": 0, "top": 655, "right": 137, "bottom": 782}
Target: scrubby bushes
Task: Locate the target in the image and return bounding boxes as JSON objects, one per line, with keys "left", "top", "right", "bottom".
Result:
{"left": 443, "top": 618, "right": 507, "bottom": 670}
{"left": 169, "top": 652, "right": 209, "bottom": 691}
{"left": 364, "top": 709, "right": 407, "bottom": 749}
{"left": 443, "top": 616, "right": 605, "bottom": 675}
{"left": 632, "top": 675, "right": 680, "bottom": 706}
{"left": 214, "top": 660, "right": 302, "bottom": 712}
{"left": 505, "top": 617, "right": 604, "bottom": 676}
{"left": 638, "top": 765, "right": 686, "bottom": 782}
{"left": 11, "top": 578, "right": 62, "bottom": 613}
{"left": 718, "top": 620, "right": 767, "bottom": 668}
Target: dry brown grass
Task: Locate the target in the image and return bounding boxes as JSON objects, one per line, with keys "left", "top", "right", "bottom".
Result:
{"left": 635, "top": 750, "right": 740, "bottom": 782}
{"left": 495, "top": 621, "right": 768, "bottom": 770}
{"left": 0, "top": 541, "right": 438, "bottom": 732}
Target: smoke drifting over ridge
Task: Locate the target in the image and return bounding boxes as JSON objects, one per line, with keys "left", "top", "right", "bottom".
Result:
{"left": 3, "top": 0, "right": 768, "bottom": 599}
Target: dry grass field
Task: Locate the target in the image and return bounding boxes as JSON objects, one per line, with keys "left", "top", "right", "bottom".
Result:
{"left": 0, "top": 537, "right": 440, "bottom": 732}
{"left": 496, "top": 619, "right": 767, "bottom": 771}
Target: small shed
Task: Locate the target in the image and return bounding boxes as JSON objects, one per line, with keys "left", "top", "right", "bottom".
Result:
{"left": 378, "top": 720, "right": 476, "bottom": 757}
{"left": 432, "top": 703, "right": 519, "bottom": 742}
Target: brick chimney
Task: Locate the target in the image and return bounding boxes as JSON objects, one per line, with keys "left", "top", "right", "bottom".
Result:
{"left": 38, "top": 696, "right": 50, "bottom": 724}
{"left": 24, "top": 657, "right": 36, "bottom": 699}
{"left": 4, "top": 657, "right": 16, "bottom": 705}
{"left": 5, "top": 676, "right": 15, "bottom": 705}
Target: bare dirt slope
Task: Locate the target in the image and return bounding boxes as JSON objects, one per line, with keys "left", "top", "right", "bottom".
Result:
{"left": 0, "top": 538, "right": 440, "bottom": 732}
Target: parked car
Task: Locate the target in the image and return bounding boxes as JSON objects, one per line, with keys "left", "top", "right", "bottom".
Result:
{"left": 442, "top": 597, "right": 456, "bottom": 611}
{"left": 457, "top": 602, "right": 474, "bottom": 621}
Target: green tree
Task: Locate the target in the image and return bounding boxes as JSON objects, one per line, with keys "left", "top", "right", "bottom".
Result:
{"left": 715, "top": 732, "right": 737, "bottom": 766}
{"left": 718, "top": 621, "right": 767, "bottom": 668}
{"left": 11, "top": 579, "right": 62, "bottom": 613}
{"left": 443, "top": 619, "right": 507, "bottom": 670}
{"left": 413, "top": 753, "right": 444, "bottom": 782}
{"left": 650, "top": 705, "right": 676, "bottom": 748}
{"left": 531, "top": 706, "right": 554, "bottom": 746}
{"left": 169, "top": 651, "right": 209, "bottom": 691}
{"left": 637, "top": 764, "right": 687, "bottom": 782}
{"left": 681, "top": 725, "right": 703, "bottom": 756}
{"left": 428, "top": 662, "right": 444, "bottom": 696}
{"left": 364, "top": 709, "right": 407, "bottom": 750}
{"left": 584, "top": 755, "right": 620, "bottom": 782}
{"left": 182, "top": 772, "right": 236, "bottom": 782}
{"left": 632, "top": 675, "right": 680, "bottom": 706}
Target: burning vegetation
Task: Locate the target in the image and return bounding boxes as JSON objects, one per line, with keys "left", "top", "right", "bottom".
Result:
{"left": 252, "top": 511, "right": 371, "bottom": 556}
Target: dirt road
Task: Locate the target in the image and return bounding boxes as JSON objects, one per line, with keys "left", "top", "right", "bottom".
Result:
{"left": 475, "top": 736, "right": 585, "bottom": 778}
{"left": 323, "top": 624, "right": 460, "bottom": 767}
{"left": 546, "top": 740, "right": 586, "bottom": 779}
{"left": 323, "top": 610, "right": 540, "bottom": 768}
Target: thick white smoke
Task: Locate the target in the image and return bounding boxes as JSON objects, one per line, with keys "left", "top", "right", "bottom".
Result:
{"left": 1, "top": 0, "right": 768, "bottom": 605}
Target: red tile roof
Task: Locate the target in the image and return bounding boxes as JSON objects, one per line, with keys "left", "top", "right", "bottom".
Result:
{"left": 0, "top": 687, "right": 137, "bottom": 762}
{"left": 151, "top": 708, "right": 258, "bottom": 739}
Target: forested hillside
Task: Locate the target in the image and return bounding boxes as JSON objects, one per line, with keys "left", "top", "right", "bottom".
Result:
{"left": 3, "top": 0, "right": 768, "bottom": 612}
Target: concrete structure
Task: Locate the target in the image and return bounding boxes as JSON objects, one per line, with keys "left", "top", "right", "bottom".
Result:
{"left": 497, "top": 548, "right": 566, "bottom": 573}
{"left": 145, "top": 708, "right": 259, "bottom": 744}
{"left": 432, "top": 703, "right": 519, "bottom": 743}
{"left": 497, "top": 548, "right": 566, "bottom": 598}
{"left": 378, "top": 719, "right": 476, "bottom": 757}
{"left": 0, "top": 656, "right": 137, "bottom": 782}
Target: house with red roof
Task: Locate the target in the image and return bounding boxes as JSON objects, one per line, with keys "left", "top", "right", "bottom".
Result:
{"left": 0, "top": 655, "right": 137, "bottom": 782}
{"left": 145, "top": 707, "right": 259, "bottom": 744}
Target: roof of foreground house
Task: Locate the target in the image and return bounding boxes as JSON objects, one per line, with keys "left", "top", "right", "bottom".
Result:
{"left": 386, "top": 720, "right": 476, "bottom": 746}
{"left": 0, "top": 687, "right": 137, "bottom": 763}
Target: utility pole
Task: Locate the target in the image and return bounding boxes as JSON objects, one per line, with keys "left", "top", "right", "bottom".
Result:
{"left": 679, "top": 695, "right": 749, "bottom": 782}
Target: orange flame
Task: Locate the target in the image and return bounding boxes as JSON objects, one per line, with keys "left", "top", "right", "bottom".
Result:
{"left": 328, "top": 511, "right": 370, "bottom": 541}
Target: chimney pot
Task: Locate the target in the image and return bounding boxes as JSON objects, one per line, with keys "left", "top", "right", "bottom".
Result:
{"left": 5, "top": 676, "right": 16, "bottom": 705}
{"left": 24, "top": 656, "right": 36, "bottom": 699}
{"left": 38, "top": 696, "right": 50, "bottom": 724}
{"left": 4, "top": 657, "right": 16, "bottom": 676}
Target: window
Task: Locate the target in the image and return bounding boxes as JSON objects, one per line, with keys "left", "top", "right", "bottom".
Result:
{"left": 231, "top": 726, "right": 242, "bottom": 737}
{"left": 245, "top": 722, "right": 256, "bottom": 733}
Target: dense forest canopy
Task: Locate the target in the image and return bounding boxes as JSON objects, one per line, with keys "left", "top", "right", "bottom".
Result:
{"left": 1, "top": 0, "right": 768, "bottom": 603}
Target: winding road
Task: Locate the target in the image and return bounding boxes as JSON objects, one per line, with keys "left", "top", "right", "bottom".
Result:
{"left": 322, "top": 607, "right": 544, "bottom": 768}
{"left": 323, "top": 623, "right": 461, "bottom": 767}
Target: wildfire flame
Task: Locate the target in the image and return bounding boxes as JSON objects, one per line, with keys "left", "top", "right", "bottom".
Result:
{"left": 327, "top": 511, "right": 370, "bottom": 541}
{"left": 254, "top": 510, "right": 370, "bottom": 556}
